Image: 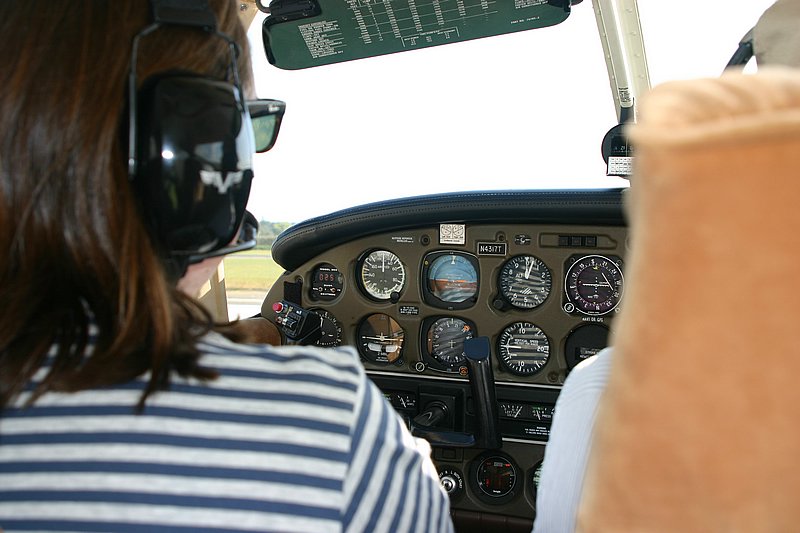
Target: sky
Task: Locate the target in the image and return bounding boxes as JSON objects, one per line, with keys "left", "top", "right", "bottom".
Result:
{"left": 244, "top": 1, "right": 775, "bottom": 224}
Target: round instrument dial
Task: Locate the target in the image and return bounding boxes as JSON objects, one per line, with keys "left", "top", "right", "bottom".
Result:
{"left": 359, "top": 250, "right": 406, "bottom": 301}
{"left": 476, "top": 456, "right": 517, "bottom": 498}
{"left": 497, "top": 321, "right": 550, "bottom": 376}
{"left": 425, "top": 317, "right": 475, "bottom": 369}
{"left": 498, "top": 255, "right": 552, "bottom": 309}
{"left": 564, "top": 255, "right": 624, "bottom": 316}
{"left": 357, "top": 313, "right": 404, "bottom": 364}
{"left": 425, "top": 253, "right": 479, "bottom": 304}
{"left": 311, "top": 309, "right": 343, "bottom": 347}
{"left": 564, "top": 323, "right": 609, "bottom": 369}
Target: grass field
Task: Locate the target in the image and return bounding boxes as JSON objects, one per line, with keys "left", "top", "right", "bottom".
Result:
{"left": 223, "top": 249, "right": 285, "bottom": 293}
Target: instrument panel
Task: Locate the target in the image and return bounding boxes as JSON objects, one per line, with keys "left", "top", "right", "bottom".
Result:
{"left": 267, "top": 224, "right": 625, "bottom": 385}
{"left": 263, "top": 189, "right": 627, "bottom": 530}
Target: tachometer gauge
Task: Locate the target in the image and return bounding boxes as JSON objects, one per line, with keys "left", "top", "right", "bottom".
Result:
{"left": 564, "top": 254, "right": 624, "bottom": 316}
{"left": 422, "top": 251, "right": 479, "bottom": 309}
{"left": 311, "top": 309, "right": 343, "bottom": 347}
{"left": 359, "top": 250, "right": 406, "bottom": 301}
{"left": 497, "top": 321, "right": 550, "bottom": 376}
{"left": 498, "top": 255, "right": 552, "bottom": 309}
{"left": 425, "top": 316, "right": 476, "bottom": 370}
{"left": 473, "top": 454, "right": 518, "bottom": 503}
{"left": 357, "top": 313, "right": 404, "bottom": 364}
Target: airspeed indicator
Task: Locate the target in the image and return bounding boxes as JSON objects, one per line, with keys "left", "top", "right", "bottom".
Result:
{"left": 359, "top": 249, "right": 406, "bottom": 301}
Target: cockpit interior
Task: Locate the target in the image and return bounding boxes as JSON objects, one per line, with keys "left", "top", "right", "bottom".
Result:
{"left": 6, "top": 0, "right": 786, "bottom": 531}
{"left": 263, "top": 188, "right": 626, "bottom": 530}
{"left": 202, "top": 1, "right": 787, "bottom": 530}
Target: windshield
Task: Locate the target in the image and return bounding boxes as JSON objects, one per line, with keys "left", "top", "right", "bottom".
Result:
{"left": 246, "top": 1, "right": 773, "bottom": 224}
{"left": 226, "top": 0, "right": 774, "bottom": 319}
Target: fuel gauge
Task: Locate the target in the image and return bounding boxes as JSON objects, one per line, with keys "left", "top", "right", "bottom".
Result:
{"left": 499, "top": 402, "right": 526, "bottom": 419}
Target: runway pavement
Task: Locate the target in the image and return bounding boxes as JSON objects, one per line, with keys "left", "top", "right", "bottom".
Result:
{"left": 227, "top": 290, "right": 267, "bottom": 320}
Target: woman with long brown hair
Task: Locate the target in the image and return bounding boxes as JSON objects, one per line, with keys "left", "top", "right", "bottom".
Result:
{"left": 0, "top": 1, "right": 452, "bottom": 531}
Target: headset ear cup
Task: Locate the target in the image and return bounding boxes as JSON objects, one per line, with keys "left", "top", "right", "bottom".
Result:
{"left": 132, "top": 71, "right": 255, "bottom": 261}
{"left": 240, "top": 210, "right": 259, "bottom": 242}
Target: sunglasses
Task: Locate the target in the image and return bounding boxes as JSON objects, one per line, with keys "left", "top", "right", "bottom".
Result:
{"left": 248, "top": 99, "right": 285, "bottom": 153}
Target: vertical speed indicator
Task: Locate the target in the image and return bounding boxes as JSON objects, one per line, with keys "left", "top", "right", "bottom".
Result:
{"left": 497, "top": 321, "right": 550, "bottom": 376}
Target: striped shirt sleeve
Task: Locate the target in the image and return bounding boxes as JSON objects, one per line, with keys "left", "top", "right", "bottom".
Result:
{"left": 341, "top": 370, "right": 453, "bottom": 533}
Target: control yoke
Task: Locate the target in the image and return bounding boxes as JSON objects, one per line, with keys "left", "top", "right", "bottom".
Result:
{"left": 271, "top": 302, "right": 503, "bottom": 450}
{"left": 411, "top": 336, "right": 503, "bottom": 449}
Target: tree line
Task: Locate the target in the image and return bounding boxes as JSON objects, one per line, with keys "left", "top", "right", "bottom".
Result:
{"left": 256, "top": 220, "right": 294, "bottom": 250}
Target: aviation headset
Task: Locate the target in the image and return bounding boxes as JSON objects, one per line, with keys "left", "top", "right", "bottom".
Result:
{"left": 127, "top": 0, "right": 259, "bottom": 277}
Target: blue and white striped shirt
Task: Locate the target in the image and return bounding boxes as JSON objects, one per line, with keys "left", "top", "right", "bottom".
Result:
{"left": 0, "top": 332, "right": 452, "bottom": 532}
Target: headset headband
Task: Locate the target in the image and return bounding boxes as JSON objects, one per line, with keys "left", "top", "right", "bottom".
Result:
{"left": 128, "top": 0, "right": 245, "bottom": 180}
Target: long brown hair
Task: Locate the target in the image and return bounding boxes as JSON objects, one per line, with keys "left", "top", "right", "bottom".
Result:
{"left": 0, "top": 0, "right": 253, "bottom": 409}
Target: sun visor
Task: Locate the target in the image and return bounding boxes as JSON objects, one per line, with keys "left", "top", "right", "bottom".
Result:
{"left": 261, "top": 0, "right": 574, "bottom": 70}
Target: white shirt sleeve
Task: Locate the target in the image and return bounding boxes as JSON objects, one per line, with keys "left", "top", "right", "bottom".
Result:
{"left": 532, "top": 347, "right": 615, "bottom": 533}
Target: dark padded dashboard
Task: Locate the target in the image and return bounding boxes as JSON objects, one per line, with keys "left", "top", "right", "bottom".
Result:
{"left": 263, "top": 189, "right": 628, "bottom": 531}
{"left": 271, "top": 189, "right": 627, "bottom": 270}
